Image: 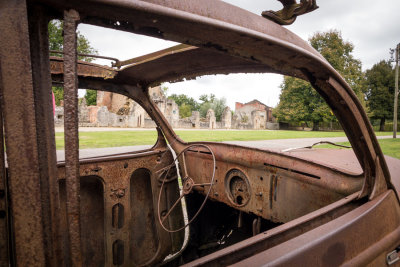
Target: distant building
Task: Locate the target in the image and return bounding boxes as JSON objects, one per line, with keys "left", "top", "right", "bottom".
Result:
{"left": 234, "top": 100, "right": 277, "bottom": 130}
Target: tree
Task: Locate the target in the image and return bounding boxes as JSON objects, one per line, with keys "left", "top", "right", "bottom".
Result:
{"left": 49, "top": 20, "right": 98, "bottom": 105}
{"left": 274, "top": 30, "right": 364, "bottom": 130}
{"left": 365, "top": 60, "right": 397, "bottom": 131}
{"left": 199, "top": 94, "right": 227, "bottom": 121}
{"left": 179, "top": 103, "right": 193, "bottom": 118}
{"left": 309, "top": 30, "right": 365, "bottom": 100}
{"left": 169, "top": 94, "right": 200, "bottom": 118}
{"left": 85, "top": 89, "right": 97, "bottom": 106}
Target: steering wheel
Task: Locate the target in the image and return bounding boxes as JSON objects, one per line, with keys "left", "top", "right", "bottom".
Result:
{"left": 157, "top": 144, "right": 216, "bottom": 233}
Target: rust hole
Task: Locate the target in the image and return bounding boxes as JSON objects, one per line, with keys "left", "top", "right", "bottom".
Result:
{"left": 112, "top": 204, "right": 124, "bottom": 229}
{"left": 236, "top": 196, "right": 243, "bottom": 205}
{"left": 112, "top": 239, "right": 124, "bottom": 265}
{"left": 123, "top": 163, "right": 128, "bottom": 169}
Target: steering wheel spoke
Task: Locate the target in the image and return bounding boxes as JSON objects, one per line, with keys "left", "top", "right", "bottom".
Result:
{"left": 161, "top": 193, "right": 185, "bottom": 224}
{"left": 157, "top": 144, "right": 216, "bottom": 233}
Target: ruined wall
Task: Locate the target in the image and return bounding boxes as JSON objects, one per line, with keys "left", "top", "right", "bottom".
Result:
{"left": 221, "top": 107, "right": 232, "bottom": 129}
{"left": 206, "top": 109, "right": 216, "bottom": 129}
{"left": 55, "top": 88, "right": 276, "bottom": 130}
{"left": 234, "top": 100, "right": 277, "bottom": 130}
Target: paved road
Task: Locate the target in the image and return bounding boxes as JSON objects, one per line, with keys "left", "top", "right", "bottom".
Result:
{"left": 55, "top": 135, "right": 393, "bottom": 161}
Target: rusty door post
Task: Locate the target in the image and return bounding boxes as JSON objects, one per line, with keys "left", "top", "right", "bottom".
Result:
{"left": 27, "top": 5, "right": 64, "bottom": 265}
{"left": 63, "top": 9, "right": 83, "bottom": 266}
{"left": 0, "top": 0, "right": 47, "bottom": 265}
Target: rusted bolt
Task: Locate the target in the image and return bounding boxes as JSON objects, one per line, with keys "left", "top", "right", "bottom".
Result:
{"left": 257, "top": 208, "right": 263, "bottom": 212}
{"left": 256, "top": 192, "right": 263, "bottom": 196}
{"left": 123, "top": 163, "right": 128, "bottom": 168}
{"left": 214, "top": 192, "right": 219, "bottom": 197}
{"left": 116, "top": 189, "right": 125, "bottom": 198}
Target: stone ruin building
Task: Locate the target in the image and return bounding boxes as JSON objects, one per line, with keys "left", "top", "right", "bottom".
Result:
{"left": 55, "top": 86, "right": 179, "bottom": 128}
{"left": 54, "top": 88, "right": 278, "bottom": 130}
{"left": 233, "top": 100, "right": 278, "bottom": 130}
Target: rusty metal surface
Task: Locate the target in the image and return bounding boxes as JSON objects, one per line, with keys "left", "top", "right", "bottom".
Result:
{"left": 116, "top": 43, "right": 193, "bottom": 68}
{"left": 262, "top": 0, "right": 319, "bottom": 25}
{"left": 50, "top": 56, "right": 117, "bottom": 80}
{"left": 0, "top": 0, "right": 47, "bottom": 265}
{"left": 50, "top": 49, "right": 121, "bottom": 66}
{"left": 232, "top": 190, "right": 400, "bottom": 267}
{"left": 385, "top": 156, "right": 400, "bottom": 198}
{"left": 2, "top": 0, "right": 400, "bottom": 266}
{"left": 63, "top": 9, "right": 83, "bottom": 266}
{"left": 183, "top": 190, "right": 400, "bottom": 266}
{"left": 28, "top": 5, "right": 64, "bottom": 265}
{"left": 56, "top": 144, "right": 184, "bottom": 266}
{"left": 286, "top": 149, "right": 363, "bottom": 175}
{"left": 117, "top": 46, "right": 275, "bottom": 87}
{"left": 50, "top": 45, "right": 273, "bottom": 88}
{"left": 181, "top": 192, "right": 362, "bottom": 266}
{"left": 179, "top": 142, "right": 363, "bottom": 223}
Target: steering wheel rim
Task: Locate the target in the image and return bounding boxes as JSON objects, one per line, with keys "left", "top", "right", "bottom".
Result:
{"left": 157, "top": 144, "right": 216, "bottom": 233}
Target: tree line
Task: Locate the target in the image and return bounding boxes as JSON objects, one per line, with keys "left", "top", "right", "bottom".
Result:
{"left": 273, "top": 29, "right": 398, "bottom": 131}
{"left": 168, "top": 93, "right": 227, "bottom": 121}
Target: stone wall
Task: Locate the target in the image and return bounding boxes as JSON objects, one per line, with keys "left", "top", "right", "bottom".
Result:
{"left": 234, "top": 100, "right": 277, "bottom": 130}
{"left": 54, "top": 88, "right": 277, "bottom": 130}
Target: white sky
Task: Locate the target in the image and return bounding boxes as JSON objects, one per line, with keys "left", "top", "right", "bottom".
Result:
{"left": 78, "top": 0, "right": 400, "bottom": 109}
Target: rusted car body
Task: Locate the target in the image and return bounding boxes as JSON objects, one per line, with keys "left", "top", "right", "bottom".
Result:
{"left": 0, "top": 0, "right": 400, "bottom": 266}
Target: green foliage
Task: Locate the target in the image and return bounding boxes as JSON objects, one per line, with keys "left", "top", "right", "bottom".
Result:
{"left": 53, "top": 86, "right": 64, "bottom": 106}
{"left": 85, "top": 89, "right": 97, "bottom": 106}
{"left": 365, "top": 60, "right": 398, "bottom": 130}
{"left": 49, "top": 20, "right": 98, "bottom": 105}
{"left": 49, "top": 20, "right": 98, "bottom": 60}
{"left": 310, "top": 30, "right": 365, "bottom": 100}
{"left": 273, "top": 77, "right": 336, "bottom": 130}
{"left": 274, "top": 30, "right": 364, "bottom": 130}
{"left": 199, "top": 94, "right": 216, "bottom": 103}
{"left": 169, "top": 94, "right": 200, "bottom": 118}
{"left": 198, "top": 94, "right": 226, "bottom": 121}
{"left": 179, "top": 103, "right": 193, "bottom": 118}
{"left": 199, "top": 102, "right": 212, "bottom": 118}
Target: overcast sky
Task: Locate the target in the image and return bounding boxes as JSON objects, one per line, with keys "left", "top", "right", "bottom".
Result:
{"left": 78, "top": 0, "right": 400, "bottom": 109}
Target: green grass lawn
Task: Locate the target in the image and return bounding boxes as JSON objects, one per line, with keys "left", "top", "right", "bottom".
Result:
{"left": 55, "top": 129, "right": 393, "bottom": 150}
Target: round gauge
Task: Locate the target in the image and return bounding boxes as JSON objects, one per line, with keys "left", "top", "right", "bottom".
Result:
{"left": 225, "top": 169, "right": 251, "bottom": 207}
